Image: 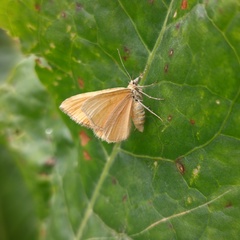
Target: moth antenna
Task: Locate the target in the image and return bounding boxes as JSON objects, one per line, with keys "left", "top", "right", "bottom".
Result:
{"left": 117, "top": 49, "right": 132, "bottom": 80}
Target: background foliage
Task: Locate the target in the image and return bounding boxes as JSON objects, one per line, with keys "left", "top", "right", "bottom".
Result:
{"left": 0, "top": 0, "right": 240, "bottom": 239}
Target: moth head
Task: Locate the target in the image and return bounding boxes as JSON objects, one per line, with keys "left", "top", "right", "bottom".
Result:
{"left": 131, "top": 77, "right": 141, "bottom": 86}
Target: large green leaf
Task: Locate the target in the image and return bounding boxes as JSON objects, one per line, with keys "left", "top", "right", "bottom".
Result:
{"left": 0, "top": 0, "right": 239, "bottom": 239}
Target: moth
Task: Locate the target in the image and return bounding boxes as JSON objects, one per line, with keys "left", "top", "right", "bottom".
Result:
{"left": 60, "top": 74, "right": 163, "bottom": 143}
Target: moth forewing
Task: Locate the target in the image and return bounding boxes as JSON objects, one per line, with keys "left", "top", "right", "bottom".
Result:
{"left": 82, "top": 88, "right": 131, "bottom": 130}
{"left": 60, "top": 88, "right": 127, "bottom": 129}
{"left": 94, "top": 95, "right": 133, "bottom": 142}
{"left": 59, "top": 92, "right": 97, "bottom": 127}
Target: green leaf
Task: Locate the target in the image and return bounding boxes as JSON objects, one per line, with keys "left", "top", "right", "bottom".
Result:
{"left": 0, "top": 0, "right": 240, "bottom": 239}
{"left": 0, "top": 139, "right": 39, "bottom": 240}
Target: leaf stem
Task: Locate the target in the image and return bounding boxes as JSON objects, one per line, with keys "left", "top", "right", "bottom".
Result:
{"left": 76, "top": 143, "right": 120, "bottom": 240}
{"left": 142, "top": 0, "right": 175, "bottom": 84}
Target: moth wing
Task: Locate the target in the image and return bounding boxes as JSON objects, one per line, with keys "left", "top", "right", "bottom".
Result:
{"left": 59, "top": 88, "right": 125, "bottom": 128}
{"left": 82, "top": 88, "right": 131, "bottom": 129}
{"left": 60, "top": 91, "right": 101, "bottom": 127}
{"left": 94, "top": 96, "right": 133, "bottom": 142}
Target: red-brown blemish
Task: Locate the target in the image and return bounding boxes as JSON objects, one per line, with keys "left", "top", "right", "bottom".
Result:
{"left": 34, "top": 3, "right": 41, "bottom": 12}
{"left": 181, "top": 0, "right": 188, "bottom": 10}
{"left": 169, "top": 48, "right": 174, "bottom": 57}
{"left": 111, "top": 176, "right": 117, "bottom": 185}
{"left": 44, "top": 158, "right": 56, "bottom": 167}
{"left": 61, "top": 11, "right": 67, "bottom": 18}
{"left": 83, "top": 150, "right": 91, "bottom": 160}
{"left": 35, "top": 58, "right": 42, "bottom": 65}
{"left": 78, "top": 77, "right": 84, "bottom": 89}
{"left": 164, "top": 64, "right": 169, "bottom": 73}
{"left": 76, "top": 3, "right": 83, "bottom": 11}
{"left": 190, "top": 119, "right": 195, "bottom": 125}
{"left": 175, "top": 158, "right": 185, "bottom": 174}
{"left": 148, "top": 0, "right": 155, "bottom": 4}
{"left": 167, "top": 115, "right": 173, "bottom": 121}
{"left": 124, "top": 46, "right": 130, "bottom": 55}
{"left": 176, "top": 23, "right": 181, "bottom": 29}
{"left": 122, "top": 46, "right": 131, "bottom": 61}
{"left": 79, "top": 131, "right": 90, "bottom": 146}
{"left": 35, "top": 58, "right": 51, "bottom": 71}
{"left": 122, "top": 194, "right": 127, "bottom": 203}
{"left": 225, "top": 201, "right": 232, "bottom": 208}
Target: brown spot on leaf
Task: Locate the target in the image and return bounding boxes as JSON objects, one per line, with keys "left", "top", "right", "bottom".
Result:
{"left": 181, "top": 0, "right": 188, "bottom": 10}
{"left": 122, "top": 46, "right": 131, "bottom": 61}
{"left": 190, "top": 119, "right": 195, "bottom": 125}
{"left": 175, "top": 158, "right": 185, "bottom": 174}
{"left": 169, "top": 48, "right": 174, "bottom": 57}
{"left": 83, "top": 150, "right": 91, "bottom": 160}
{"left": 79, "top": 131, "right": 90, "bottom": 146}
{"left": 34, "top": 3, "right": 41, "bottom": 12}
{"left": 176, "top": 23, "right": 181, "bottom": 29}
{"left": 167, "top": 115, "right": 173, "bottom": 121}
{"left": 164, "top": 64, "right": 169, "bottom": 73}
{"left": 111, "top": 176, "right": 117, "bottom": 185}
{"left": 122, "top": 194, "right": 127, "bottom": 203}
{"left": 44, "top": 158, "right": 56, "bottom": 167}
{"left": 35, "top": 58, "right": 41, "bottom": 65}
{"left": 78, "top": 77, "right": 84, "bottom": 89}
{"left": 61, "top": 11, "right": 67, "bottom": 18}
{"left": 76, "top": 3, "right": 83, "bottom": 11}
{"left": 124, "top": 46, "right": 130, "bottom": 55}
{"left": 148, "top": 0, "right": 155, "bottom": 4}
{"left": 225, "top": 201, "right": 232, "bottom": 208}
{"left": 35, "top": 57, "right": 52, "bottom": 71}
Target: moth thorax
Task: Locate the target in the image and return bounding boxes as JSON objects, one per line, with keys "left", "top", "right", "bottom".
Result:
{"left": 131, "top": 88, "right": 143, "bottom": 102}
{"left": 127, "top": 78, "right": 140, "bottom": 92}
{"left": 132, "top": 100, "right": 145, "bottom": 132}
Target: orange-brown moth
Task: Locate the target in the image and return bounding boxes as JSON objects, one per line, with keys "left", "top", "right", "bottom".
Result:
{"left": 60, "top": 74, "right": 163, "bottom": 143}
